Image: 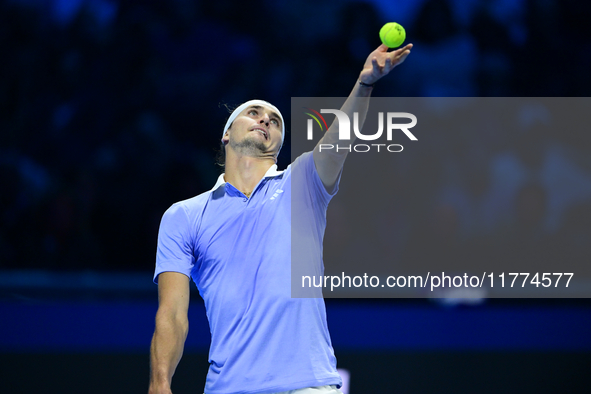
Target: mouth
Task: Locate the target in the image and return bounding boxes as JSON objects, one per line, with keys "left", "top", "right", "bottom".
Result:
{"left": 251, "top": 127, "right": 268, "bottom": 140}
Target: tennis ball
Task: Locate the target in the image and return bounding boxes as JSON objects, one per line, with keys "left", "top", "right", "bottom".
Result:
{"left": 379, "top": 22, "right": 406, "bottom": 48}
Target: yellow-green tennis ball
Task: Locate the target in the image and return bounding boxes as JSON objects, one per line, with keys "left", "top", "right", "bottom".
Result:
{"left": 379, "top": 22, "right": 406, "bottom": 48}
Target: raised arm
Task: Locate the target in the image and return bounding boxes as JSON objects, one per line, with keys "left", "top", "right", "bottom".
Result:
{"left": 149, "top": 272, "right": 191, "bottom": 394}
{"left": 313, "top": 43, "right": 412, "bottom": 189}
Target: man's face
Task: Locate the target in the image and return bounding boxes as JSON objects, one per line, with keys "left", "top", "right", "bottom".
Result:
{"left": 223, "top": 104, "right": 283, "bottom": 159}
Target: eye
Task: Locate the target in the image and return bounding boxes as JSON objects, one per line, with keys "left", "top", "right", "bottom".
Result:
{"left": 271, "top": 118, "right": 279, "bottom": 126}
{"left": 248, "top": 109, "right": 258, "bottom": 116}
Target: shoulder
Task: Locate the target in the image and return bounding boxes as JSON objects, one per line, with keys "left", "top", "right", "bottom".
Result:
{"left": 163, "top": 189, "right": 216, "bottom": 222}
{"left": 286, "top": 151, "right": 314, "bottom": 172}
{"left": 176, "top": 189, "right": 214, "bottom": 210}
{"left": 288, "top": 151, "right": 320, "bottom": 180}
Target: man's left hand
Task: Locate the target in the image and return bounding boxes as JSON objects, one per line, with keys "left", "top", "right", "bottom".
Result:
{"left": 359, "top": 43, "right": 413, "bottom": 86}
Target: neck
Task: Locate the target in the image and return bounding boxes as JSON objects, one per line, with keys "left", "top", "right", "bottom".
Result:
{"left": 224, "top": 151, "right": 276, "bottom": 197}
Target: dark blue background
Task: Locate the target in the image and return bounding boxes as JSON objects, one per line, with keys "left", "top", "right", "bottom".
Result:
{"left": 1, "top": 0, "right": 591, "bottom": 392}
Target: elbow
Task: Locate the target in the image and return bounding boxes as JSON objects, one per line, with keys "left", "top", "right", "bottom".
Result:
{"left": 155, "top": 307, "right": 189, "bottom": 337}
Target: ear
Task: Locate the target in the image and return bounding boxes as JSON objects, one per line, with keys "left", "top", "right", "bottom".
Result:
{"left": 222, "top": 130, "right": 230, "bottom": 145}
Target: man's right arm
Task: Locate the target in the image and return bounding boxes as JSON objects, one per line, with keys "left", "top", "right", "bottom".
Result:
{"left": 149, "top": 272, "right": 191, "bottom": 394}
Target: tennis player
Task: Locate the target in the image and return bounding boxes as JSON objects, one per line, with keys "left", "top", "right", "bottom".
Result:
{"left": 149, "top": 43, "right": 412, "bottom": 394}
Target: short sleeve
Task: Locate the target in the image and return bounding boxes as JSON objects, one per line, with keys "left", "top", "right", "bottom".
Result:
{"left": 297, "top": 151, "right": 342, "bottom": 208}
{"left": 153, "top": 203, "right": 195, "bottom": 283}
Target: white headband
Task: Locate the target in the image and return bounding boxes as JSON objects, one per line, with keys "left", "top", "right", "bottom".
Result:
{"left": 222, "top": 100, "right": 285, "bottom": 144}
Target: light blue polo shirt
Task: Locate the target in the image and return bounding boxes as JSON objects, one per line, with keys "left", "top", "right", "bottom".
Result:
{"left": 154, "top": 151, "right": 342, "bottom": 394}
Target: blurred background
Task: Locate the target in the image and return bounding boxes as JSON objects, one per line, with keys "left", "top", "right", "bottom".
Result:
{"left": 1, "top": 0, "right": 591, "bottom": 392}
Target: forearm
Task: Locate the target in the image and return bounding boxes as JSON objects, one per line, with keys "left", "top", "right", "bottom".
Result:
{"left": 316, "top": 79, "right": 373, "bottom": 154}
{"left": 313, "top": 79, "right": 373, "bottom": 189}
{"left": 313, "top": 43, "right": 412, "bottom": 189}
{"left": 149, "top": 311, "right": 189, "bottom": 392}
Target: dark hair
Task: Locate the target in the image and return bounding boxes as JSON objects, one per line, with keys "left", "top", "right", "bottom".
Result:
{"left": 216, "top": 102, "right": 238, "bottom": 170}
{"left": 215, "top": 141, "right": 226, "bottom": 169}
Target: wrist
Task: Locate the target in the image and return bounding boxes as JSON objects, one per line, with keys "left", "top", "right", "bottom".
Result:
{"left": 358, "top": 79, "right": 374, "bottom": 88}
{"left": 149, "top": 370, "right": 172, "bottom": 388}
{"left": 149, "top": 380, "right": 172, "bottom": 394}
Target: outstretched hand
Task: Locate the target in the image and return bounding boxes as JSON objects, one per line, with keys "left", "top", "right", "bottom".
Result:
{"left": 359, "top": 43, "right": 413, "bottom": 85}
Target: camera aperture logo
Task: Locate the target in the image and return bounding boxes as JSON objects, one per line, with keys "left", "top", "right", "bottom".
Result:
{"left": 304, "top": 108, "right": 417, "bottom": 153}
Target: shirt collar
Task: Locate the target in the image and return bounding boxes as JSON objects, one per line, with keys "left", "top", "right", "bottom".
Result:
{"left": 211, "top": 164, "right": 284, "bottom": 191}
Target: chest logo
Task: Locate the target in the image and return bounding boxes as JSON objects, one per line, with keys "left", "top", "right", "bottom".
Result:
{"left": 270, "top": 189, "right": 284, "bottom": 201}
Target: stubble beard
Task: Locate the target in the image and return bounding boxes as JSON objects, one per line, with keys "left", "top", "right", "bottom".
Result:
{"left": 229, "top": 135, "right": 268, "bottom": 157}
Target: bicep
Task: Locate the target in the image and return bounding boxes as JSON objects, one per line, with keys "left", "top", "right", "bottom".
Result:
{"left": 155, "top": 204, "right": 196, "bottom": 282}
{"left": 313, "top": 144, "right": 344, "bottom": 192}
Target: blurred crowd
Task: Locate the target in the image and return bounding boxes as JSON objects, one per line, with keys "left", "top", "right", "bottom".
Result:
{"left": 1, "top": 0, "right": 591, "bottom": 272}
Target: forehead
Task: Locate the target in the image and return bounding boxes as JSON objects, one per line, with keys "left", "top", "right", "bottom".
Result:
{"left": 239, "top": 105, "right": 282, "bottom": 121}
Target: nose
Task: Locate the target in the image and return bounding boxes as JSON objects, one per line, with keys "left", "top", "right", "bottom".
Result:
{"left": 259, "top": 113, "right": 270, "bottom": 127}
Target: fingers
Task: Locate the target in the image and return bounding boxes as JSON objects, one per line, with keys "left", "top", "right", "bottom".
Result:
{"left": 385, "top": 57, "right": 392, "bottom": 70}
{"left": 361, "top": 43, "right": 412, "bottom": 84}
{"left": 371, "top": 57, "right": 379, "bottom": 72}
{"left": 373, "top": 55, "right": 395, "bottom": 74}
{"left": 370, "top": 43, "right": 412, "bottom": 73}
{"left": 392, "top": 44, "right": 412, "bottom": 65}
{"left": 396, "top": 49, "right": 411, "bottom": 64}
{"left": 396, "top": 49, "right": 411, "bottom": 59}
{"left": 393, "top": 43, "right": 413, "bottom": 56}
{"left": 375, "top": 43, "right": 412, "bottom": 56}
